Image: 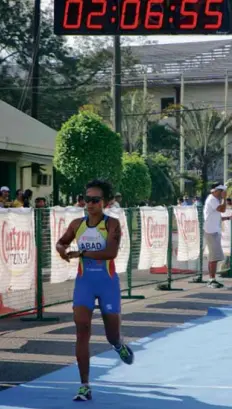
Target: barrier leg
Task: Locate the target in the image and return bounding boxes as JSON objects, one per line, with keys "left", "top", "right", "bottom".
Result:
{"left": 21, "top": 209, "right": 59, "bottom": 322}
{"left": 121, "top": 208, "right": 144, "bottom": 300}
{"left": 158, "top": 206, "right": 183, "bottom": 291}
{"left": 229, "top": 220, "right": 232, "bottom": 278}
{"left": 189, "top": 205, "right": 207, "bottom": 284}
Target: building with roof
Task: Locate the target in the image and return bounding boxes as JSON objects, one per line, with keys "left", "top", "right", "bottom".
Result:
{"left": 0, "top": 100, "right": 56, "bottom": 199}
{"left": 95, "top": 39, "right": 232, "bottom": 180}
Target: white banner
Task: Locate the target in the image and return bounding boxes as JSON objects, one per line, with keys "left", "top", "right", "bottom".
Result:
{"left": 50, "top": 207, "right": 85, "bottom": 283}
{"left": 0, "top": 208, "right": 35, "bottom": 293}
{"left": 104, "top": 208, "right": 130, "bottom": 273}
{"left": 138, "top": 206, "right": 169, "bottom": 270}
{"left": 221, "top": 209, "right": 232, "bottom": 256}
{"left": 174, "top": 206, "right": 200, "bottom": 261}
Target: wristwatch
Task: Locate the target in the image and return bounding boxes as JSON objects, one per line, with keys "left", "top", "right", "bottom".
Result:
{"left": 79, "top": 249, "right": 86, "bottom": 257}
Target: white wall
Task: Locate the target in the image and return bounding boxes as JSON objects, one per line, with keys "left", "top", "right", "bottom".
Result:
{"left": 16, "top": 161, "right": 53, "bottom": 201}
{"left": 148, "top": 82, "right": 232, "bottom": 155}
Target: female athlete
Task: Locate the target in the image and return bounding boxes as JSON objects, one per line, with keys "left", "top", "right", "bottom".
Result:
{"left": 56, "top": 179, "right": 134, "bottom": 401}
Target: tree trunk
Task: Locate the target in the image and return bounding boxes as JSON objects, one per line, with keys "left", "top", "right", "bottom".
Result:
{"left": 201, "top": 161, "right": 208, "bottom": 204}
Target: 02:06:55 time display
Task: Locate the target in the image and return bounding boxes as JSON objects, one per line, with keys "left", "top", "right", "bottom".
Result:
{"left": 62, "top": 0, "right": 224, "bottom": 31}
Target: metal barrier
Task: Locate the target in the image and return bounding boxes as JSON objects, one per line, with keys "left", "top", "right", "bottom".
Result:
{"left": 0, "top": 205, "right": 232, "bottom": 320}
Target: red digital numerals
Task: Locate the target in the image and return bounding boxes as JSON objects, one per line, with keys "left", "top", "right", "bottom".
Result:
{"left": 204, "top": 0, "right": 223, "bottom": 29}
{"left": 180, "top": 0, "right": 198, "bottom": 29}
{"left": 120, "top": 0, "right": 141, "bottom": 29}
{"left": 145, "top": 0, "right": 164, "bottom": 29}
{"left": 87, "top": 0, "right": 107, "bottom": 29}
{"left": 120, "top": 0, "right": 164, "bottom": 30}
{"left": 63, "top": 0, "right": 83, "bottom": 29}
{"left": 180, "top": 0, "right": 223, "bottom": 30}
{"left": 62, "top": 0, "right": 107, "bottom": 30}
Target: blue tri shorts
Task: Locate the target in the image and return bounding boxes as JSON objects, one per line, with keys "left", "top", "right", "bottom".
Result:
{"left": 73, "top": 269, "right": 121, "bottom": 314}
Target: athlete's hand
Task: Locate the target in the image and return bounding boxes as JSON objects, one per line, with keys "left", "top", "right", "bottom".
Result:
{"left": 57, "top": 244, "right": 70, "bottom": 262}
{"left": 66, "top": 251, "right": 80, "bottom": 260}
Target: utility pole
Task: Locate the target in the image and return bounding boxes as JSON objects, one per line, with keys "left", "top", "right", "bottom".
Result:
{"left": 224, "top": 71, "right": 229, "bottom": 184}
{"left": 31, "top": 0, "right": 41, "bottom": 119}
{"left": 180, "top": 73, "right": 185, "bottom": 193}
{"left": 113, "top": 35, "right": 122, "bottom": 134}
{"left": 142, "top": 69, "right": 148, "bottom": 157}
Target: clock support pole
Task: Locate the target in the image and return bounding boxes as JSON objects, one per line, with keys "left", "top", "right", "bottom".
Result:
{"left": 113, "top": 35, "right": 122, "bottom": 135}
{"left": 31, "top": 0, "right": 41, "bottom": 120}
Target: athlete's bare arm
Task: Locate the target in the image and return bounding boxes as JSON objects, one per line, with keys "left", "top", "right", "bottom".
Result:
{"left": 56, "top": 219, "right": 82, "bottom": 262}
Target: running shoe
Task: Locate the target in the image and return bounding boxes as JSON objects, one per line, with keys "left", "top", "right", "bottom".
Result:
{"left": 207, "top": 279, "right": 224, "bottom": 289}
{"left": 114, "top": 344, "right": 134, "bottom": 365}
{"left": 73, "top": 385, "right": 92, "bottom": 401}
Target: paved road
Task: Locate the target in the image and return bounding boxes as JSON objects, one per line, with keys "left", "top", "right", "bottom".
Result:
{"left": 1, "top": 277, "right": 232, "bottom": 392}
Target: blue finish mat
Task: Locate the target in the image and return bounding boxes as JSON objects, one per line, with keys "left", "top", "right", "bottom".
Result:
{"left": 1, "top": 307, "right": 232, "bottom": 409}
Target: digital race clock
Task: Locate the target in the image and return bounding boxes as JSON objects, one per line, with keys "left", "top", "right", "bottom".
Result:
{"left": 54, "top": 0, "right": 232, "bottom": 35}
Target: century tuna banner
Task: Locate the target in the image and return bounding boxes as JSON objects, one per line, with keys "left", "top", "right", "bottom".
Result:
{"left": 0, "top": 208, "right": 35, "bottom": 292}
{"left": 0, "top": 208, "right": 36, "bottom": 316}
{"left": 138, "top": 206, "right": 169, "bottom": 269}
{"left": 50, "top": 206, "right": 85, "bottom": 283}
{"left": 221, "top": 208, "right": 232, "bottom": 256}
{"left": 174, "top": 206, "right": 200, "bottom": 261}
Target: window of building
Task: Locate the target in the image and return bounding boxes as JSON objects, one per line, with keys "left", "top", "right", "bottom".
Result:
{"left": 161, "top": 97, "right": 175, "bottom": 112}
{"left": 32, "top": 173, "right": 52, "bottom": 187}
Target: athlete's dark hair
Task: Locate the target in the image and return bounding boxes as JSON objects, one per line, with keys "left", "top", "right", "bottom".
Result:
{"left": 86, "top": 179, "right": 113, "bottom": 201}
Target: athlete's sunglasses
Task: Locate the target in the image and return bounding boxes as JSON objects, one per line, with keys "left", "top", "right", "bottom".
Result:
{"left": 85, "top": 195, "right": 103, "bottom": 204}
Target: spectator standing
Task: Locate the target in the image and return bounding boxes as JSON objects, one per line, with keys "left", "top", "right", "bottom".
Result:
{"left": 35, "top": 197, "right": 46, "bottom": 208}
{"left": 23, "top": 189, "right": 33, "bottom": 207}
{"left": 177, "top": 197, "right": 184, "bottom": 206}
{"left": 204, "top": 183, "right": 232, "bottom": 288}
{"left": 0, "top": 186, "right": 12, "bottom": 208}
{"left": 114, "top": 192, "right": 122, "bottom": 208}
{"left": 193, "top": 196, "right": 201, "bottom": 207}
{"left": 75, "top": 194, "right": 86, "bottom": 208}
{"left": 12, "top": 189, "right": 24, "bottom": 207}
{"left": 226, "top": 198, "right": 232, "bottom": 208}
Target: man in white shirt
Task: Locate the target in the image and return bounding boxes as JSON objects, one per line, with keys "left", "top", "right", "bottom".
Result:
{"left": 204, "top": 183, "right": 232, "bottom": 288}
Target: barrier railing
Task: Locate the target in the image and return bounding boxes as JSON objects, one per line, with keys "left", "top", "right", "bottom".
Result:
{"left": 0, "top": 205, "right": 232, "bottom": 319}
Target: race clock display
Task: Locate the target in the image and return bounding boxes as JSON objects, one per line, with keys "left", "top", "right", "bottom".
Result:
{"left": 54, "top": 0, "right": 232, "bottom": 35}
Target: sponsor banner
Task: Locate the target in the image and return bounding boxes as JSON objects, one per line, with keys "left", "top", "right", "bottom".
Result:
{"left": 0, "top": 208, "right": 35, "bottom": 292}
{"left": 174, "top": 206, "right": 200, "bottom": 262}
{"left": 151, "top": 232, "right": 204, "bottom": 274}
{"left": 50, "top": 207, "right": 85, "bottom": 283}
{"left": 0, "top": 208, "right": 36, "bottom": 315}
{"left": 221, "top": 209, "right": 232, "bottom": 256}
{"left": 104, "top": 208, "right": 130, "bottom": 273}
{"left": 138, "top": 206, "right": 169, "bottom": 270}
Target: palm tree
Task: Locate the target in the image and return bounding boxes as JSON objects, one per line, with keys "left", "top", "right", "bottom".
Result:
{"left": 168, "top": 103, "right": 232, "bottom": 200}
{"left": 99, "top": 90, "right": 157, "bottom": 153}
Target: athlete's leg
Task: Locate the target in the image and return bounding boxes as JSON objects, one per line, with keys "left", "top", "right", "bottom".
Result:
{"left": 102, "top": 312, "right": 121, "bottom": 346}
{"left": 99, "top": 273, "right": 134, "bottom": 365}
{"left": 72, "top": 276, "right": 95, "bottom": 401}
{"left": 102, "top": 312, "right": 134, "bottom": 364}
{"left": 73, "top": 306, "right": 93, "bottom": 384}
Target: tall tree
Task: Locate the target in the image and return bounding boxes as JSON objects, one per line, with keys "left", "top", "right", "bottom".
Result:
{"left": 97, "top": 90, "right": 157, "bottom": 152}
{"left": 167, "top": 103, "right": 232, "bottom": 199}
{"left": 54, "top": 110, "right": 123, "bottom": 196}
{"left": 120, "top": 153, "right": 151, "bottom": 206}
{"left": 0, "top": 1, "right": 131, "bottom": 129}
{"left": 147, "top": 122, "right": 179, "bottom": 157}
{"left": 146, "top": 153, "right": 179, "bottom": 205}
